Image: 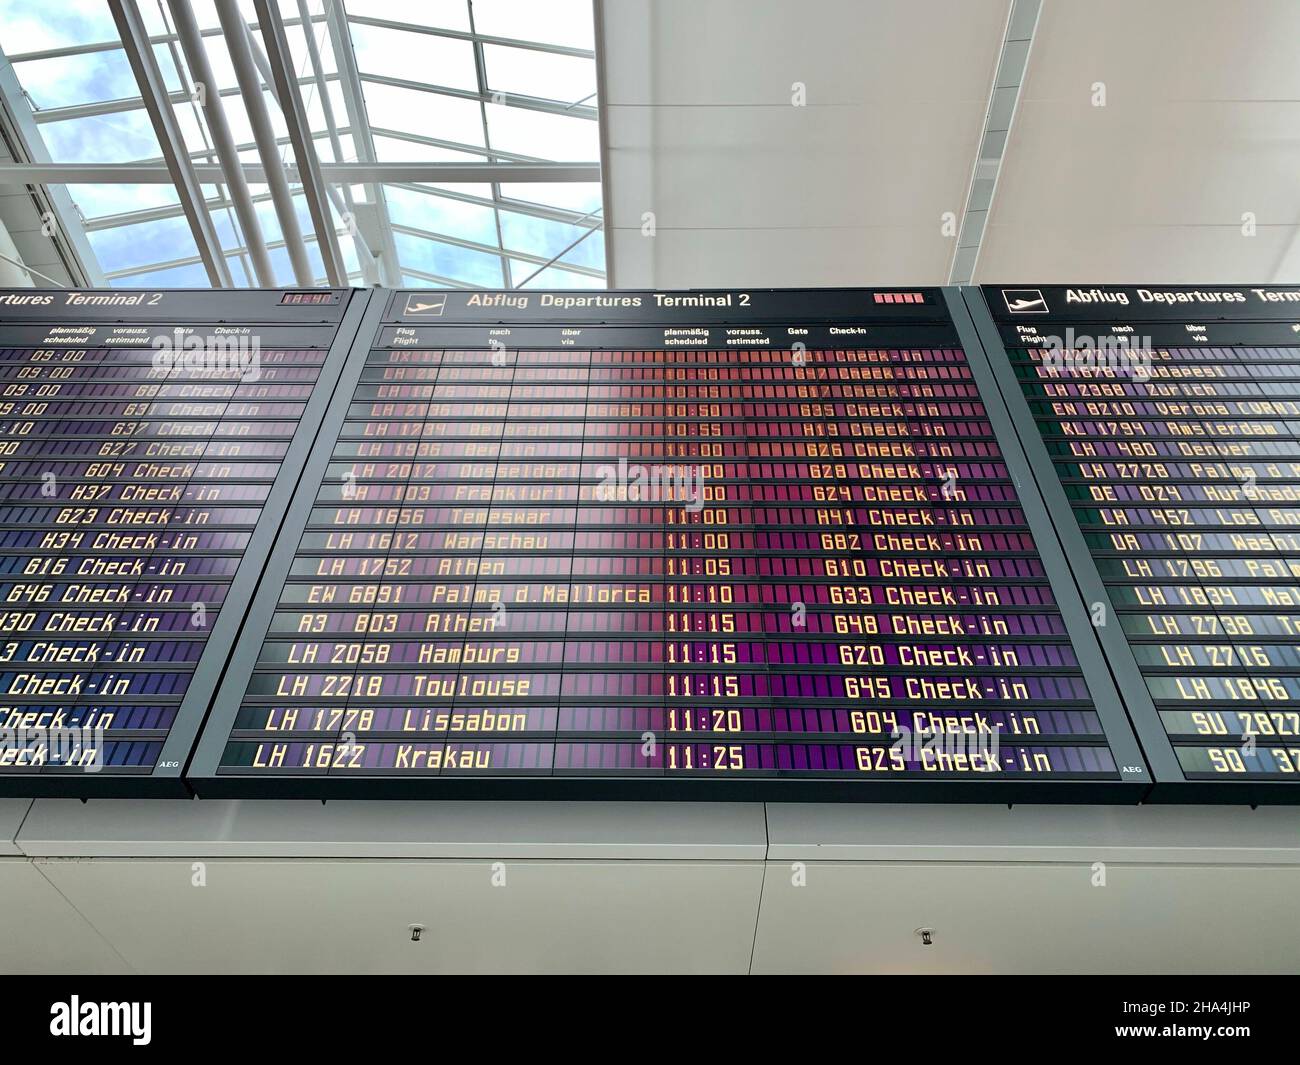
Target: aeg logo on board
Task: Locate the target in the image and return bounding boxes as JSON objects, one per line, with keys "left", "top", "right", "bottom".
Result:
{"left": 1003, "top": 288, "right": 1049, "bottom": 313}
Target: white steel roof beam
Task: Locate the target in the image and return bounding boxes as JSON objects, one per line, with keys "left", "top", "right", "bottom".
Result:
{"left": 215, "top": 0, "right": 312, "bottom": 286}
{"left": 108, "top": 0, "right": 231, "bottom": 286}
{"left": 0, "top": 161, "right": 601, "bottom": 183}
{"left": 168, "top": 0, "right": 275, "bottom": 286}
{"left": 252, "top": 0, "right": 347, "bottom": 286}
{"left": 948, "top": 0, "right": 1041, "bottom": 285}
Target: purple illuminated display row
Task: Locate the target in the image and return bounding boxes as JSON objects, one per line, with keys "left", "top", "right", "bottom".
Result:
{"left": 231, "top": 703, "right": 1103, "bottom": 737}
{"left": 386, "top": 352, "right": 972, "bottom": 365}
{"left": 217, "top": 740, "right": 1118, "bottom": 776}
{"left": 0, "top": 530, "right": 251, "bottom": 551}
{"left": 0, "top": 348, "right": 326, "bottom": 366}
{"left": 272, "top": 581, "right": 1057, "bottom": 608}
{"left": 353, "top": 385, "right": 987, "bottom": 400}
{"left": 0, "top": 440, "right": 290, "bottom": 460}
{"left": 0, "top": 461, "right": 283, "bottom": 481}
{"left": 0, "top": 366, "right": 323, "bottom": 384}
{"left": 0, "top": 483, "right": 271, "bottom": 503}
{"left": 0, "top": 669, "right": 189, "bottom": 697}
{"left": 302, "top": 505, "right": 1033, "bottom": 527}
{"left": 0, "top": 581, "right": 228, "bottom": 604}
{"left": 0, "top": 420, "right": 302, "bottom": 438}
{"left": 1040, "top": 401, "right": 1299, "bottom": 419}
{"left": 0, "top": 639, "right": 206, "bottom": 663}
{"left": 0, "top": 704, "right": 174, "bottom": 730}
{"left": 0, "top": 402, "right": 311, "bottom": 420}
{"left": 320, "top": 460, "right": 1015, "bottom": 479}
{"left": 0, "top": 609, "right": 230, "bottom": 633}
{"left": 294, "top": 529, "right": 1041, "bottom": 552}
{"left": 240, "top": 670, "right": 1090, "bottom": 701}
{"left": 312, "top": 483, "right": 1024, "bottom": 504}
{"left": 1047, "top": 438, "right": 1300, "bottom": 459}
{"left": 1035, "top": 419, "right": 1296, "bottom": 439}
{"left": 0, "top": 508, "right": 262, "bottom": 528}
{"left": 283, "top": 555, "right": 1047, "bottom": 579}
{"left": 1073, "top": 482, "right": 1298, "bottom": 502}
{"left": 340, "top": 414, "right": 1001, "bottom": 435}
{"left": 264, "top": 608, "right": 1069, "bottom": 636}
{"left": 1076, "top": 508, "right": 1298, "bottom": 531}
{"left": 250, "top": 638, "right": 1078, "bottom": 668}
{"left": 0, "top": 555, "right": 240, "bottom": 577}
{"left": 0, "top": 382, "right": 318, "bottom": 398}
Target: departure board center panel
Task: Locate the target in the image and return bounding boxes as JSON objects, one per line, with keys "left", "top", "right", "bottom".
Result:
{"left": 976, "top": 284, "right": 1300, "bottom": 802}
{"left": 191, "top": 287, "right": 1149, "bottom": 800}
{"left": 0, "top": 288, "right": 362, "bottom": 795}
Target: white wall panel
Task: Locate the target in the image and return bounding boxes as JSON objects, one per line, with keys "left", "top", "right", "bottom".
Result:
{"left": 977, "top": 0, "right": 1300, "bottom": 281}
{"left": 0, "top": 859, "right": 127, "bottom": 974}
{"left": 38, "top": 857, "right": 763, "bottom": 974}
{"left": 752, "top": 859, "right": 1300, "bottom": 974}
{"left": 601, "top": 0, "right": 1011, "bottom": 285}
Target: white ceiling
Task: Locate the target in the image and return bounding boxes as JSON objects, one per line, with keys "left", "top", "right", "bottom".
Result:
{"left": 600, "top": 0, "right": 1009, "bottom": 285}
{"left": 601, "top": 0, "right": 1300, "bottom": 286}
{"left": 978, "top": 0, "right": 1300, "bottom": 282}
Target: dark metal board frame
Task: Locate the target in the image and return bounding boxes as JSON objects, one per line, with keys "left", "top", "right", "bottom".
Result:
{"left": 947, "top": 289, "right": 1150, "bottom": 801}
{"left": 187, "top": 286, "right": 1151, "bottom": 801}
{"left": 963, "top": 283, "right": 1300, "bottom": 804}
{"left": 0, "top": 287, "right": 371, "bottom": 796}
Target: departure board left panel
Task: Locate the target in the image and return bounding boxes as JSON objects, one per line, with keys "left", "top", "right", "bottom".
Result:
{"left": 0, "top": 288, "right": 366, "bottom": 795}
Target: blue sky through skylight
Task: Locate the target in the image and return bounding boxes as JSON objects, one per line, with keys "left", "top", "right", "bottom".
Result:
{"left": 0, "top": 0, "right": 604, "bottom": 288}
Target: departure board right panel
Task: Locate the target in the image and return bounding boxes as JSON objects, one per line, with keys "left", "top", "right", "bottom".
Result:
{"left": 974, "top": 284, "right": 1300, "bottom": 802}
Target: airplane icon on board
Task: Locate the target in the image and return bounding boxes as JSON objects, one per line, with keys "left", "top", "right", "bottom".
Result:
{"left": 404, "top": 293, "right": 447, "bottom": 316}
{"left": 1003, "top": 289, "right": 1048, "bottom": 313}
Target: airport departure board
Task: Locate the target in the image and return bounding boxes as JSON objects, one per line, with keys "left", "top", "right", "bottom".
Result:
{"left": 0, "top": 289, "right": 362, "bottom": 795}
{"left": 189, "top": 288, "right": 1149, "bottom": 800}
{"left": 975, "top": 284, "right": 1300, "bottom": 802}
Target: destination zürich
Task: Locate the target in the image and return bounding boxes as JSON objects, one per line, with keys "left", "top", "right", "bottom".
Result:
{"left": 0, "top": 283, "right": 1295, "bottom": 804}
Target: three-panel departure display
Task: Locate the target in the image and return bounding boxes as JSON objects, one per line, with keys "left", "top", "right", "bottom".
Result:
{"left": 2, "top": 283, "right": 1296, "bottom": 801}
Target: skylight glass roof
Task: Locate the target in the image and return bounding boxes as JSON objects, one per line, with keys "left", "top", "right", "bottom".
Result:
{"left": 0, "top": 0, "right": 604, "bottom": 289}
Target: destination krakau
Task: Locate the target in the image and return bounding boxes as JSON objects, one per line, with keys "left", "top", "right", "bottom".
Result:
{"left": 1063, "top": 287, "right": 1300, "bottom": 306}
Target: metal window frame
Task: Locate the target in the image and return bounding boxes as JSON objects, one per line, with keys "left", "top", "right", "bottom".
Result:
{"left": 0, "top": 0, "right": 606, "bottom": 290}
{"left": 108, "top": 0, "right": 231, "bottom": 286}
